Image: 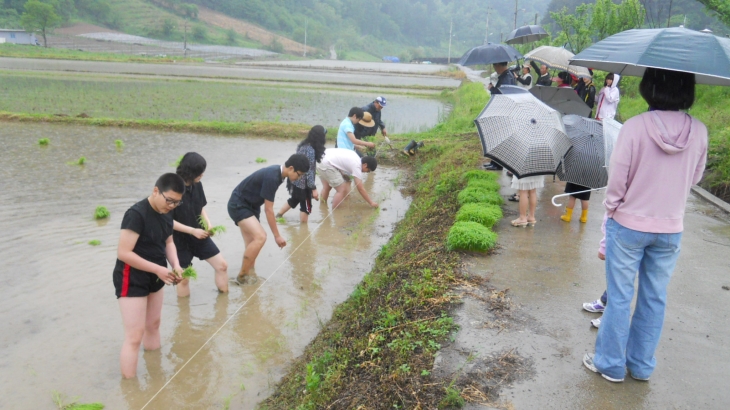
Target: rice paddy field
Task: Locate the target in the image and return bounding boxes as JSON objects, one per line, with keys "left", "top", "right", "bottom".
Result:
{"left": 0, "top": 71, "right": 448, "bottom": 134}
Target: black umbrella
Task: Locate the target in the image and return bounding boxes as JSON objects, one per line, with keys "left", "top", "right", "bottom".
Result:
{"left": 496, "top": 85, "right": 530, "bottom": 94}
{"left": 556, "top": 115, "right": 607, "bottom": 189}
{"left": 458, "top": 43, "right": 523, "bottom": 66}
{"left": 529, "top": 86, "right": 592, "bottom": 117}
{"left": 505, "top": 25, "right": 549, "bottom": 45}
{"left": 570, "top": 27, "right": 730, "bottom": 86}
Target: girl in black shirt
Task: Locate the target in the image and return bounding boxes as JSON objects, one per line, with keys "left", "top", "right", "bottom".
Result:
{"left": 172, "top": 152, "right": 229, "bottom": 296}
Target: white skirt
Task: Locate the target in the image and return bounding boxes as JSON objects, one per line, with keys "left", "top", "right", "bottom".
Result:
{"left": 511, "top": 175, "right": 545, "bottom": 191}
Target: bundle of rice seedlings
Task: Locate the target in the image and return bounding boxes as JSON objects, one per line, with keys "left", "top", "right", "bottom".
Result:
{"left": 94, "top": 206, "right": 110, "bottom": 219}
{"left": 462, "top": 169, "right": 499, "bottom": 182}
{"left": 197, "top": 215, "right": 226, "bottom": 236}
{"left": 181, "top": 266, "right": 198, "bottom": 280}
{"left": 51, "top": 390, "right": 105, "bottom": 410}
{"left": 73, "top": 156, "right": 86, "bottom": 165}
{"left": 38, "top": 138, "right": 50, "bottom": 146}
{"left": 447, "top": 221, "right": 498, "bottom": 252}
{"left": 255, "top": 157, "right": 267, "bottom": 163}
{"left": 455, "top": 203, "right": 503, "bottom": 228}
{"left": 457, "top": 187, "right": 504, "bottom": 206}
{"left": 466, "top": 178, "right": 501, "bottom": 192}
{"left": 88, "top": 240, "right": 101, "bottom": 246}
{"left": 114, "top": 140, "right": 124, "bottom": 149}
{"left": 171, "top": 155, "right": 183, "bottom": 167}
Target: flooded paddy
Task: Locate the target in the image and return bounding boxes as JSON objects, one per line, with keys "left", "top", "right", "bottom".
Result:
{"left": 0, "top": 71, "right": 448, "bottom": 134}
{"left": 0, "top": 123, "right": 411, "bottom": 409}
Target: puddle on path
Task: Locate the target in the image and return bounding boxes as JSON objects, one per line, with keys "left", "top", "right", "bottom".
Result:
{"left": 0, "top": 123, "right": 411, "bottom": 409}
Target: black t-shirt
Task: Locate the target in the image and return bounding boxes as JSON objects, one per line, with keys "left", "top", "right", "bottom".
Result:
{"left": 230, "top": 165, "right": 283, "bottom": 208}
{"left": 172, "top": 182, "right": 207, "bottom": 229}
{"left": 114, "top": 198, "right": 173, "bottom": 273}
{"left": 354, "top": 123, "right": 377, "bottom": 140}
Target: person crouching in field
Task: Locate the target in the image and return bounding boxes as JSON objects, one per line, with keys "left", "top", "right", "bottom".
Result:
{"left": 317, "top": 148, "right": 379, "bottom": 209}
{"left": 114, "top": 173, "right": 185, "bottom": 379}
{"left": 172, "top": 152, "right": 229, "bottom": 296}
{"left": 227, "top": 154, "right": 310, "bottom": 285}
{"left": 277, "top": 125, "right": 327, "bottom": 223}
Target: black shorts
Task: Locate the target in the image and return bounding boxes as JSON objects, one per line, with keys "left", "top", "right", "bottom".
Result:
{"left": 565, "top": 182, "right": 592, "bottom": 201}
{"left": 228, "top": 200, "right": 260, "bottom": 225}
{"left": 176, "top": 236, "right": 220, "bottom": 268}
{"left": 287, "top": 196, "right": 313, "bottom": 214}
{"left": 113, "top": 263, "right": 165, "bottom": 298}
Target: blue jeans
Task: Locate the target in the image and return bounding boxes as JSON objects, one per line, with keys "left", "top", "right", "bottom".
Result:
{"left": 594, "top": 218, "right": 682, "bottom": 380}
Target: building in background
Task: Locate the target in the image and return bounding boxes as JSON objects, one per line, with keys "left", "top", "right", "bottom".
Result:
{"left": 0, "top": 29, "right": 38, "bottom": 45}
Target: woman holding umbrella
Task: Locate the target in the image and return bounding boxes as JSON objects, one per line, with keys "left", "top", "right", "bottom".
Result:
{"left": 583, "top": 67, "right": 707, "bottom": 382}
{"left": 595, "top": 73, "right": 620, "bottom": 120}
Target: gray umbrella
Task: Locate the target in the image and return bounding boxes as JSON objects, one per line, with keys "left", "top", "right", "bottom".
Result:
{"left": 458, "top": 43, "right": 523, "bottom": 66}
{"left": 529, "top": 85, "right": 592, "bottom": 117}
{"left": 556, "top": 115, "right": 607, "bottom": 189}
{"left": 505, "top": 25, "right": 549, "bottom": 45}
{"left": 496, "top": 85, "right": 530, "bottom": 94}
{"left": 474, "top": 93, "right": 571, "bottom": 178}
{"left": 570, "top": 27, "right": 730, "bottom": 86}
{"left": 524, "top": 46, "right": 592, "bottom": 78}
{"left": 601, "top": 118, "right": 623, "bottom": 171}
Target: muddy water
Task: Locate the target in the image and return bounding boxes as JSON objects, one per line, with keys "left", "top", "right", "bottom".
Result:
{"left": 0, "top": 123, "right": 410, "bottom": 409}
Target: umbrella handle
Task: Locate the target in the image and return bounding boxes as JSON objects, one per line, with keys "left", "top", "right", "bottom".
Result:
{"left": 551, "top": 187, "right": 606, "bottom": 207}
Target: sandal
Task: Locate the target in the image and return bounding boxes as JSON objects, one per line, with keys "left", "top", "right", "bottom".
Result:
{"left": 527, "top": 220, "right": 537, "bottom": 227}
{"left": 508, "top": 194, "right": 519, "bottom": 202}
{"left": 511, "top": 219, "right": 528, "bottom": 227}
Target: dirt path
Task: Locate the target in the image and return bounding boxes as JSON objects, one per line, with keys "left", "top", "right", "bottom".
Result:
{"left": 434, "top": 172, "right": 730, "bottom": 409}
{"left": 196, "top": 5, "right": 318, "bottom": 55}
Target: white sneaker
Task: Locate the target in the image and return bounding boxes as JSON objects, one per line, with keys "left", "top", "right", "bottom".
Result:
{"left": 583, "top": 353, "right": 624, "bottom": 382}
{"left": 591, "top": 317, "right": 601, "bottom": 328}
{"left": 583, "top": 299, "right": 605, "bottom": 313}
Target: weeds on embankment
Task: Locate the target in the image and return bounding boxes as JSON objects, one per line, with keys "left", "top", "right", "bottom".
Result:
{"left": 263, "top": 82, "right": 499, "bottom": 409}
{"left": 0, "top": 43, "right": 203, "bottom": 64}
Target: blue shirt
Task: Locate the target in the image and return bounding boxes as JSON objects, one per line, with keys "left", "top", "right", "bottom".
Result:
{"left": 336, "top": 117, "right": 356, "bottom": 151}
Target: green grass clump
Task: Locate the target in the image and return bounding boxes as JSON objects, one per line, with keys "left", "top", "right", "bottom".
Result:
{"left": 462, "top": 169, "right": 498, "bottom": 182}
{"left": 51, "top": 390, "right": 104, "bottom": 410}
{"left": 438, "top": 387, "right": 465, "bottom": 408}
{"left": 88, "top": 240, "right": 101, "bottom": 246}
{"left": 446, "top": 221, "right": 498, "bottom": 252}
{"left": 114, "top": 139, "right": 124, "bottom": 149}
{"left": 181, "top": 266, "right": 198, "bottom": 280}
{"left": 466, "top": 178, "right": 500, "bottom": 192}
{"left": 457, "top": 187, "right": 504, "bottom": 206}
{"left": 256, "top": 157, "right": 267, "bottom": 163}
{"left": 455, "top": 203, "right": 503, "bottom": 228}
{"left": 94, "top": 206, "right": 110, "bottom": 219}
{"left": 38, "top": 138, "right": 50, "bottom": 146}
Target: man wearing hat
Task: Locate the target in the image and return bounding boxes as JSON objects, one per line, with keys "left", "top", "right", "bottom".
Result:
{"left": 355, "top": 111, "right": 378, "bottom": 140}
{"left": 362, "top": 96, "right": 388, "bottom": 139}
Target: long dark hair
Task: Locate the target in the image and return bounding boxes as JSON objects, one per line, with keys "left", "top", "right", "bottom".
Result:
{"left": 604, "top": 73, "right": 615, "bottom": 87}
{"left": 176, "top": 152, "right": 206, "bottom": 185}
{"left": 298, "top": 125, "right": 327, "bottom": 162}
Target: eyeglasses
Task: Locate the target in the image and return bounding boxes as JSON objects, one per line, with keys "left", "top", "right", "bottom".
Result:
{"left": 160, "top": 191, "right": 183, "bottom": 207}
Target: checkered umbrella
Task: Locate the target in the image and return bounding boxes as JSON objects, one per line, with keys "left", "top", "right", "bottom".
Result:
{"left": 556, "top": 115, "right": 607, "bottom": 188}
{"left": 475, "top": 93, "right": 571, "bottom": 178}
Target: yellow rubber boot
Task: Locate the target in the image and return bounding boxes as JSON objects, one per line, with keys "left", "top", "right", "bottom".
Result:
{"left": 580, "top": 209, "right": 589, "bottom": 223}
{"left": 560, "top": 207, "right": 573, "bottom": 222}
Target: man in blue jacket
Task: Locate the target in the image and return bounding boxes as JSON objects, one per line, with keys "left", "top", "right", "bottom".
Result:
{"left": 362, "top": 96, "right": 388, "bottom": 139}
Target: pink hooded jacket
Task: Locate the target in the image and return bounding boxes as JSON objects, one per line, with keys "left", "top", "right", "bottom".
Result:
{"left": 604, "top": 110, "right": 708, "bottom": 234}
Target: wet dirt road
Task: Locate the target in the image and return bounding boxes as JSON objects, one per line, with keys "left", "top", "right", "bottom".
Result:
{"left": 439, "top": 172, "right": 730, "bottom": 409}
{"left": 0, "top": 123, "right": 410, "bottom": 409}
{"left": 0, "top": 57, "right": 461, "bottom": 89}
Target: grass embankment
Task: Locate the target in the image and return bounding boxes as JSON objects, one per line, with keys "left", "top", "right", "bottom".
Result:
{"left": 263, "top": 82, "right": 492, "bottom": 409}
{"left": 618, "top": 83, "right": 730, "bottom": 202}
{"left": 0, "top": 44, "right": 204, "bottom": 64}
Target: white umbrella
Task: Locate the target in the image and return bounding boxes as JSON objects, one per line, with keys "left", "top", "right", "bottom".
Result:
{"left": 525, "top": 46, "right": 592, "bottom": 78}
{"left": 474, "top": 93, "right": 571, "bottom": 178}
